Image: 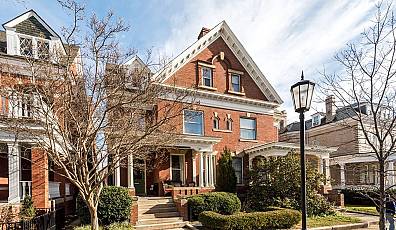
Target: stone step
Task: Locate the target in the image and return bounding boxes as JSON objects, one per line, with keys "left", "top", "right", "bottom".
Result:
{"left": 138, "top": 217, "right": 184, "bottom": 225}
{"left": 139, "top": 211, "right": 180, "bottom": 219}
{"left": 138, "top": 203, "right": 176, "bottom": 209}
{"left": 138, "top": 200, "right": 174, "bottom": 206}
{"left": 134, "top": 221, "right": 186, "bottom": 230}
{"left": 139, "top": 206, "right": 178, "bottom": 214}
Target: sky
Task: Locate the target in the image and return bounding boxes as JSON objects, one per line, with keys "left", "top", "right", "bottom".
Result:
{"left": 0, "top": 0, "right": 379, "bottom": 123}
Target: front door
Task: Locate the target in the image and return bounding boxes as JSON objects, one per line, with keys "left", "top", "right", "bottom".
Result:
{"left": 134, "top": 159, "right": 146, "bottom": 195}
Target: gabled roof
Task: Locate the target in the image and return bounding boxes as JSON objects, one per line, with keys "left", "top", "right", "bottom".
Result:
{"left": 2, "top": 9, "right": 61, "bottom": 39}
{"left": 154, "top": 21, "right": 283, "bottom": 104}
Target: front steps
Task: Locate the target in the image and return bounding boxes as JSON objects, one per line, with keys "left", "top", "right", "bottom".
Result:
{"left": 135, "top": 197, "right": 187, "bottom": 230}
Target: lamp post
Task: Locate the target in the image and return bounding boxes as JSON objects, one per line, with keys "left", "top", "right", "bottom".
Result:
{"left": 290, "top": 71, "right": 315, "bottom": 230}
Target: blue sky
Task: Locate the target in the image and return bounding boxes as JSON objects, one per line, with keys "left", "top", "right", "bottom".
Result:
{"left": 0, "top": 0, "right": 379, "bottom": 122}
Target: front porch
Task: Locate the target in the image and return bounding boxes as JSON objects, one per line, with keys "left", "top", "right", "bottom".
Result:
{"left": 111, "top": 135, "right": 221, "bottom": 198}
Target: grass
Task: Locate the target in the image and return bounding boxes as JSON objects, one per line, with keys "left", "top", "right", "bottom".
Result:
{"left": 345, "top": 204, "right": 378, "bottom": 215}
{"left": 306, "top": 213, "right": 362, "bottom": 228}
{"left": 73, "top": 222, "right": 133, "bottom": 230}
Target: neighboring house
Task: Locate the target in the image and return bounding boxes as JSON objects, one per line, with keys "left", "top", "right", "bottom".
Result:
{"left": 0, "top": 10, "right": 79, "bottom": 215}
{"left": 109, "top": 21, "right": 334, "bottom": 197}
{"left": 280, "top": 95, "right": 395, "bottom": 190}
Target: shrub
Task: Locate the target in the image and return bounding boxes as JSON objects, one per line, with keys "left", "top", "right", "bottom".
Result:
{"left": 74, "top": 222, "right": 133, "bottom": 230}
{"left": 216, "top": 148, "right": 237, "bottom": 193}
{"left": 77, "top": 186, "right": 133, "bottom": 225}
{"left": 246, "top": 152, "right": 335, "bottom": 216}
{"left": 198, "top": 208, "right": 301, "bottom": 230}
{"left": 187, "top": 192, "right": 241, "bottom": 220}
{"left": 20, "top": 196, "right": 35, "bottom": 219}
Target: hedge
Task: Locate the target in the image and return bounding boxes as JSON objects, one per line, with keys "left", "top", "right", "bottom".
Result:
{"left": 187, "top": 192, "right": 241, "bottom": 220}
{"left": 77, "top": 186, "right": 133, "bottom": 225}
{"left": 198, "top": 208, "right": 301, "bottom": 230}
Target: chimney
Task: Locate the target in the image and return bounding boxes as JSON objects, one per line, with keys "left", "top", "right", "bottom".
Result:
{"left": 325, "top": 95, "right": 336, "bottom": 122}
{"left": 198, "top": 27, "right": 211, "bottom": 39}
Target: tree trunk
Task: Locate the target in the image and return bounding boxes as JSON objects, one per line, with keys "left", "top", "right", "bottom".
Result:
{"left": 379, "top": 161, "right": 386, "bottom": 230}
{"left": 87, "top": 200, "right": 99, "bottom": 230}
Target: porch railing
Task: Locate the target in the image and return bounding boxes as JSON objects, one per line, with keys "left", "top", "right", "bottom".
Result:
{"left": 170, "top": 187, "right": 201, "bottom": 198}
{"left": 20, "top": 181, "right": 32, "bottom": 200}
{"left": 49, "top": 182, "right": 61, "bottom": 199}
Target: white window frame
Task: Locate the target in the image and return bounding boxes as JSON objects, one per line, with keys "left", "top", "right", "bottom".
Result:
{"left": 17, "top": 34, "right": 51, "bottom": 60}
{"left": 202, "top": 66, "right": 213, "bottom": 87}
{"left": 183, "top": 110, "right": 204, "bottom": 136}
{"left": 312, "top": 114, "right": 321, "bottom": 127}
{"left": 231, "top": 73, "right": 241, "bottom": 92}
{"left": 226, "top": 118, "right": 233, "bottom": 131}
{"left": 170, "top": 154, "right": 185, "bottom": 184}
{"left": 240, "top": 117, "right": 257, "bottom": 140}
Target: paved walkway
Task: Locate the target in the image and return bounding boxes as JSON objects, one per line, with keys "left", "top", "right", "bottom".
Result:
{"left": 344, "top": 212, "right": 378, "bottom": 229}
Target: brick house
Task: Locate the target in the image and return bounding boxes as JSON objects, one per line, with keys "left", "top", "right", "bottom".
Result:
{"left": 280, "top": 96, "right": 395, "bottom": 190}
{"left": 109, "top": 21, "right": 335, "bottom": 199}
{"left": 0, "top": 10, "right": 79, "bottom": 216}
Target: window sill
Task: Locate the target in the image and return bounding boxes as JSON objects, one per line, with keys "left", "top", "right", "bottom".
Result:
{"left": 212, "top": 128, "right": 232, "bottom": 133}
{"left": 198, "top": 85, "right": 217, "bottom": 91}
{"left": 239, "top": 139, "right": 258, "bottom": 143}
{"left": 183, "top": 132, "right": 204, "bottom": 136}
{"left": 227, "top": 90, "right": 245, "bottom": 96}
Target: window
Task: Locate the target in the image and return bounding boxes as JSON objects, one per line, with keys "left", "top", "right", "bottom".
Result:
{"left": 240, "top": 118, "right": 256, "bottom": 140}
{"left": 312, "top": 115, "right": 321, "bottom": 126}
{"left": 37, "top": 40, "right": 49, "bottom": 60}
{"left": 20, "top": 37, "right": 33, "bottom": 57}
{"left": 202, "top": 67, "right": 213, "bottom": 87}
{"left": 184, "top": 110, "right": 203, "bottom": 135}
{"left": 231, "top": 74, "right": 241, "bottom": 92}
{"left": 21, "top": 95, "right": 33, "bottom": 118}
{"left": 232, "top": 157, "right": 243, "bottom": 184}
{"left": 171, "top": 155, "right": 183, "bottom": 183}
{"left": 226, "top": 118, "right": 232, "bottom": 131}
{"left": 213, "top": 117, "right": 219, "bottom": 129}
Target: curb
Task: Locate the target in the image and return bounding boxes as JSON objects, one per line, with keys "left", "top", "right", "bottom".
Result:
{"left": 309, "top": 220, "right": 378, "bottom": 230}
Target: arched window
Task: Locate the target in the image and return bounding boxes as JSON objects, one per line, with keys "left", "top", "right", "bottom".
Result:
{"left": 213, "top": 117, "right": 220, "bottom": 129}
{"left": 226, "top": 118, "right": 232, "bottom": 131}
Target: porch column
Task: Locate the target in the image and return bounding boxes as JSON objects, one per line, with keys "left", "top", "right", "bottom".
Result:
{"left": 8, "top": 143, "right": 20, "bottom": 203}
{"left": 199, "top": 152, "right": 204, "bottom": 187}
{"left": 204, "top": 153, "right": 209, "bottom": 187}
{"left": 387, "top": 161, "right": 395, "bottom": 187}
{"left": 325, "top": 158, "right": 331, "bottom": 185}
{"left": 127, "top": 154, "right": 134, "bottom": 189}
{"left": 319, "top": 158, "right": 324, "bottom": 185}
{"left": 208, "top": 154, "right": 213, "bottom": 187}
{"left": 340, "top": 163, "right": 346, "bottom": 187}
{"left": 114, "top": 158, "right": 121, "bottom": 187}
{"left": 192, "top": 153, "right": 197, "bottom": 185}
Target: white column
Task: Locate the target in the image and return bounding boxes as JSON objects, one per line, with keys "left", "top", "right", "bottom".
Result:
{"left": 127, "top": 154, "right": 134, "bottom": 189}
{"left": 212, "top": 155, "right": 216, "bottom": 186}
{"left": 204, "top": 154, "right": 209, "bottom": 187}
{"left": 387, "top": 161, "right": 394, "bottom": 187}
{"left": 199, "top": 152, "right": 204, "bottom": 187}
{"left": 325, "top": 158, "right": 331, "bottom": 185}
{"left": 8, "top": 143, "right": 20, "bottom": 203}
{"left": 114, "top": 158, "right": 121, "bottom": 187}
{"left": 192, "top": 153, "right": 197, "bottom": 186}
{"left": 340, "top": 163, "right": 346, "bottom": 187}
{"left": 208, "top": 154, "right": 213, "bottom": 187}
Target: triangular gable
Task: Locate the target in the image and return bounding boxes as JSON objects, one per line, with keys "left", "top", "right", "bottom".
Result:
{"left": 154, "top": 21, "right": 283, "bottom": 104}
{"left": 2, "top": 9, "right": 60, "bottom": 39}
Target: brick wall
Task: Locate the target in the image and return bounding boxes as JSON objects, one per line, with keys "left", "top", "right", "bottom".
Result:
{"left": 31, "top": 147, "right": 49, "bottom": 209}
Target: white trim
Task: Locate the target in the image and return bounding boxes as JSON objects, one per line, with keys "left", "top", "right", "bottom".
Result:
{"left": 228, "top": 69, "right": 244, "bottom": 75}
{"left": 198, "top": 61, "right": 215, "bottom": 68}
{"left": 170, "top": 154, "right": 185, "bottom": 184}
{"left": 153, "top": 21, "right": 283, "bottom": 104}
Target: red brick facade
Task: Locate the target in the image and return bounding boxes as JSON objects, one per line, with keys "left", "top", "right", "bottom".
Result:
{"left": 31, "top": 147, "right": 50, "bottom": 209}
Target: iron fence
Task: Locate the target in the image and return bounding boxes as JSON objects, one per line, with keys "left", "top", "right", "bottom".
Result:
{"left": 0, "top": 208, "right": 57, "bottom": 230}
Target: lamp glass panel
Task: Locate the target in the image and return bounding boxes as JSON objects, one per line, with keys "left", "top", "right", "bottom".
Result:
{"left": 292, "top": 86, "right": 300, "bottom": 110}
{"left": 306, "top": 83, "right": 314, "bottom": 110}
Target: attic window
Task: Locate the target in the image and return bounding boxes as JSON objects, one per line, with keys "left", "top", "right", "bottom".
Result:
{"left": 312, "top": 115, "right": 321, "bottom": 127}
{"left": 20, "top": 37, "right": 33, "bottom": 57}
{"left": 37, "top": 40, "right": 49, "bottom": 60}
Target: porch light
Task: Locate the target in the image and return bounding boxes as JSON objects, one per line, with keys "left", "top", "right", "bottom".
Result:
{"left": 290, "top": 71, "right": 315, "bottom": 230}
{"left": 290, "top": 71, "right": 315, "bottom": 113}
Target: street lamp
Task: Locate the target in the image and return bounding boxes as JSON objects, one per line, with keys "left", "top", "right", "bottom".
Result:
{"left": 290, "top": 71, "right": 315, "bottom": 230}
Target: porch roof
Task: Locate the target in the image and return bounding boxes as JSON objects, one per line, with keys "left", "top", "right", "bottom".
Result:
{"left": 173, "top": 135, "right": 222, "bottom": 152}
{"left": 244, "top": 141, "right": 338, "bottom": 162}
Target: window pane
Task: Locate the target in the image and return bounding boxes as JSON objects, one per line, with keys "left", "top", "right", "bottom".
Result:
{"left": 37, "top": 40, "right": 49, "bottom": 60}
{"left": 202, "top": 67, "right": 213, "bottom": 87}
{"left": 240, "top": 118, "right": 255, "bottom": 129}
{"left": 20, "top": 37, "right": 33, "bottom": 57}
{"left": 172, "top": 170, "right": 181, "bottom": 182}
{"left": 184, "top": 110, "right": 203, "bottom": 135}
{"left": 240, "top": 129, "right": 256, "bottom": 140}
{"left": 232, "top": 158, "right": 242, "bottom": 184}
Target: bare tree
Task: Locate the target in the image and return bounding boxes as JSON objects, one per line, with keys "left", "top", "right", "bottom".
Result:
{"left": 320, "top": 2, "right": 396, "bottom": 229}
{"left": 0, "top": 1, "right": 194, "bottom": 229}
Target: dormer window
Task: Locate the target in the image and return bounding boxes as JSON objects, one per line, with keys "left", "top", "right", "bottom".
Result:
{"left": 202, "top": 67, "right": 213, "bottom": 87}
{"left": 312, "top": 114, "right": 321, "bottom": 127}
{"left": 37, "top": 40, "right": 49, "bottom": 60}
{"left": 19, "top": 37, "right": 33, "bottom": 57}
{"left": 231, "top": 74, "right": 241, "bottom": 92}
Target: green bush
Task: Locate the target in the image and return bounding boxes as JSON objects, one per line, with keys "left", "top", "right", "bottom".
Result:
{"left": 187, "top": 192, "right": 241, "bottom": 220}
{"left": 74, "top": 222, "right": 133, "bottom": 230}
{"left": 20, "top": 196, "right": 35, "bottom": 219}
{"left": 216, "top": 148, "right": 237, "bottom": 193}
{"left": 198, "top": 208, "right": 301, "bottom": 230}
{"left": 77, "top": 186, "right": 133, "bottom": 225}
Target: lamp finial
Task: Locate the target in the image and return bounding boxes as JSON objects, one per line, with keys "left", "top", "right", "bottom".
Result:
{"left": 301, "top": 70, "right": 304, "bottom": 80}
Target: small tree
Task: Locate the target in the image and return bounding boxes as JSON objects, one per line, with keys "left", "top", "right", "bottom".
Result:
{"left": 246, "top": 153, "right": 334, "bottom": 216}
{"left": 216, "top": 148, "right": 237, "bottom": 193}
{"left": 20, "top": 196, "right": 36, "bottom": 220}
